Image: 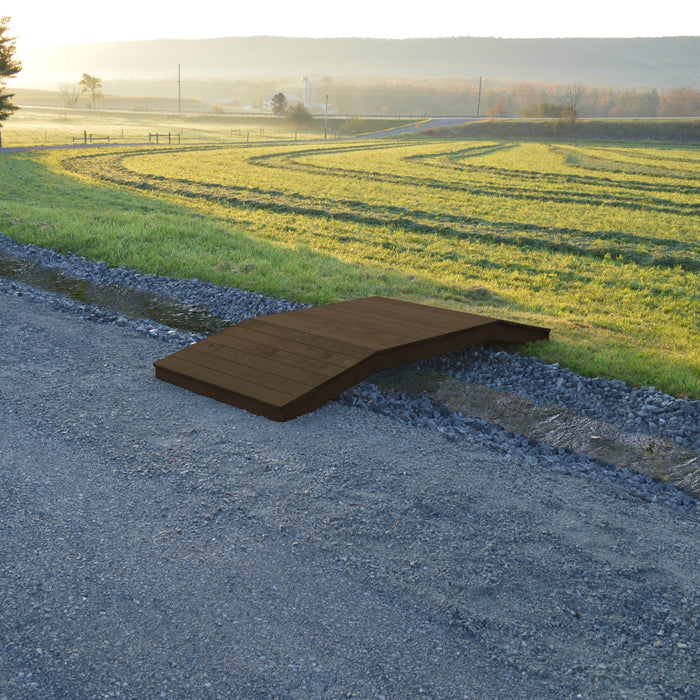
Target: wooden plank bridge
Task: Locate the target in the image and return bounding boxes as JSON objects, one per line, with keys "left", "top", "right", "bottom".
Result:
{"left": 154, "top": 296, "right": 550, "bottom": 421}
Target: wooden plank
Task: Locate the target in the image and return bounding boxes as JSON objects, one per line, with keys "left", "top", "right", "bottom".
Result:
{"left": 300, "top": 303, "right": 450, "bottom": 337}
{"left": 154, "top": 296, "right": 550, "bottom": 421}
{"left": 342, "top": 295, "right": 468, "bottom": 321}
{"left": 311, "top": 298, "right": 499, "bottom": 341}
{"left": 489, "top": 320, "right": 551, "bottom": 344}
{"left": 204, "top": 336, "right": 345, "bottom": 380}
{"left": 189, "top": 340, "right": 333, "bottom": 387}
{"left": 315, "top": 304, "right": 488, "bottom": 342}
{"left": 218, "top": 324, "right": 362, "bottom": 369}
{"left": 155, "top": 354, "right": 300, "bottom": 406}
{"left": 163, "top": 345, "right": 318, "bottom": 396}
{"left": 362, "top": 296, "right": 495, "bottom": 326}
{"left": 260, "top": 308, "right": 422, "bottom": 348}
{"left": 154, "top": 362, "right": 293, "bottom": 421}
{"left": 360, "top": 324, "right": 502, "bottom": 370}
{"left": 243, "top": 318, "right": 373, "bottom": 358}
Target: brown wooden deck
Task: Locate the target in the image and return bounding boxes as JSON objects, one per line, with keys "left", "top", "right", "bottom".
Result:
{"left": 153, "top": 296, "right": 550, "bottom": 421}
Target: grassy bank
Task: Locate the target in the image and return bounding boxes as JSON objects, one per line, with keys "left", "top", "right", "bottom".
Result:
{"left": 420, "top": 118, "right": 700, "bottom": 143}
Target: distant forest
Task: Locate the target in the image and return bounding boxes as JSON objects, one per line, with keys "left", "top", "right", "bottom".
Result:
{"left": 49, "top": 77, "right": 699, "bottom": 119}
{"left": 287, "top": 78, "right": 697, "bottom": 118}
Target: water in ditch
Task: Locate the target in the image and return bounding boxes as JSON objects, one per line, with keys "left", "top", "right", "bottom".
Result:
{"left": 0, "top": 250, "right": 230, "bottom": 336}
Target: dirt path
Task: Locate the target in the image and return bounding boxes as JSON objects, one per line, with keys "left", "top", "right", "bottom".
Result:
{"left": 1, "top": 289, "right": 698, "bottom": 698}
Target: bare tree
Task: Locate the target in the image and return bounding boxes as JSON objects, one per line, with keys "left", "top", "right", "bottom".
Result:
{"left": 59, "top": 82, "right": 81, "bottom": 107}
{"left": 562, "top": 84, "right": 585, "bottom": 123}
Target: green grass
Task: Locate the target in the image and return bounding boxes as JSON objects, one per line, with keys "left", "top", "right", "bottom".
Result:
{"left": 0, "top": 105, "right": 325, "bottom": 147}
{"left": 0, "top": 105, "right": 410, "bottom": 147}
{"left": 421, "top": 118, "right": 700, "bottom": 143}
{"left": 0, "top": 137, "right": 698, "bottom": 399}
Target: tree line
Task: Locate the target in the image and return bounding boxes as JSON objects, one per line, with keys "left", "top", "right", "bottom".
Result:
{"left": 322, "top": 78, "right": 700, "bottom": 118}
{"left": 56, "top": 77, "right": 700, "bottom": 120}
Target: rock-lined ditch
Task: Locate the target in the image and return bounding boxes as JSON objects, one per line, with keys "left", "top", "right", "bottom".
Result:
{"left": 0, "top": 231, "right": 697, "bottom": 511}
{"left": 370, "top": 367, "right": 700, "bottom": 499}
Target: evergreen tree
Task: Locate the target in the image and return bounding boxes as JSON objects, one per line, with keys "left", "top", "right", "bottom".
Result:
{"left": 0, "top": 16, "right": 22, "bottom": 130}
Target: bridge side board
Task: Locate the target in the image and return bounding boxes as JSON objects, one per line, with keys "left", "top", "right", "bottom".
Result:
{"left": 154, "top": 312, "right": 549, "bottom": 421}
{"left": 276, "top": 320, "right": 550, "bottom": 420}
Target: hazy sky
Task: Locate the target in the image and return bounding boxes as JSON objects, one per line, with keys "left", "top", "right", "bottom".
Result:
{"left": 3, "top": 0, "right": 698, "bottom": 53}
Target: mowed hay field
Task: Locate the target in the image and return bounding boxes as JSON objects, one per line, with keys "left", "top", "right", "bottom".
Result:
{"left": 1, "top": 138, "right": 698, "bottom": 398}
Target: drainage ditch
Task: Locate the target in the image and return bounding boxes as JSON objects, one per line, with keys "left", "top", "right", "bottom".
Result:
{"left": 1, "top": 246, "right": 698, "bottom": 502}
{"left": 0, "top": 250, "right": 229, "bottom": 336}
{"left": 369, "top": 367, "right": 700, "bottom": 500}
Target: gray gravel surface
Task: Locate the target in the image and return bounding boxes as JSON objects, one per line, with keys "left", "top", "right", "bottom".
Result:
{"left": 2, "top": 272, "right": 700, "bottom": 697}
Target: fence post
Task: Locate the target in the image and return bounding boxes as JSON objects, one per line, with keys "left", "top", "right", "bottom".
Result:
{"left": 168, "top": 133, "right": 172, "bottom": 144}
{"left": 0, "top": 131, "right": 3, "bottom": 149}
{"left": 84, "top": 130, "right": 87, "bottom": 145}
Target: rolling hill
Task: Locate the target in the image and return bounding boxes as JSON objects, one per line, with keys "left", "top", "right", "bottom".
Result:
{"left": 18, "top": 36, "right": 700, "bottom": 89}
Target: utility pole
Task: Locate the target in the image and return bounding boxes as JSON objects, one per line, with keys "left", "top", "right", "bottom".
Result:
{"left": 178, "top": 64, "right": 181, "bottom": 116}
{"left": 476, "top": 76, "right": 482, "bottom": 117}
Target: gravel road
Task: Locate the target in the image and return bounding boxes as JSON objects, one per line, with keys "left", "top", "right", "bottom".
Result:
{"left": 1, "top": 287, "right": 699, "bottom": 699}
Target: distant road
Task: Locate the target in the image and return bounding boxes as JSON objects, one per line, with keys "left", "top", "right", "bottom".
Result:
{"left": 367, "top": 117, "right": 477, "bottom": 137}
